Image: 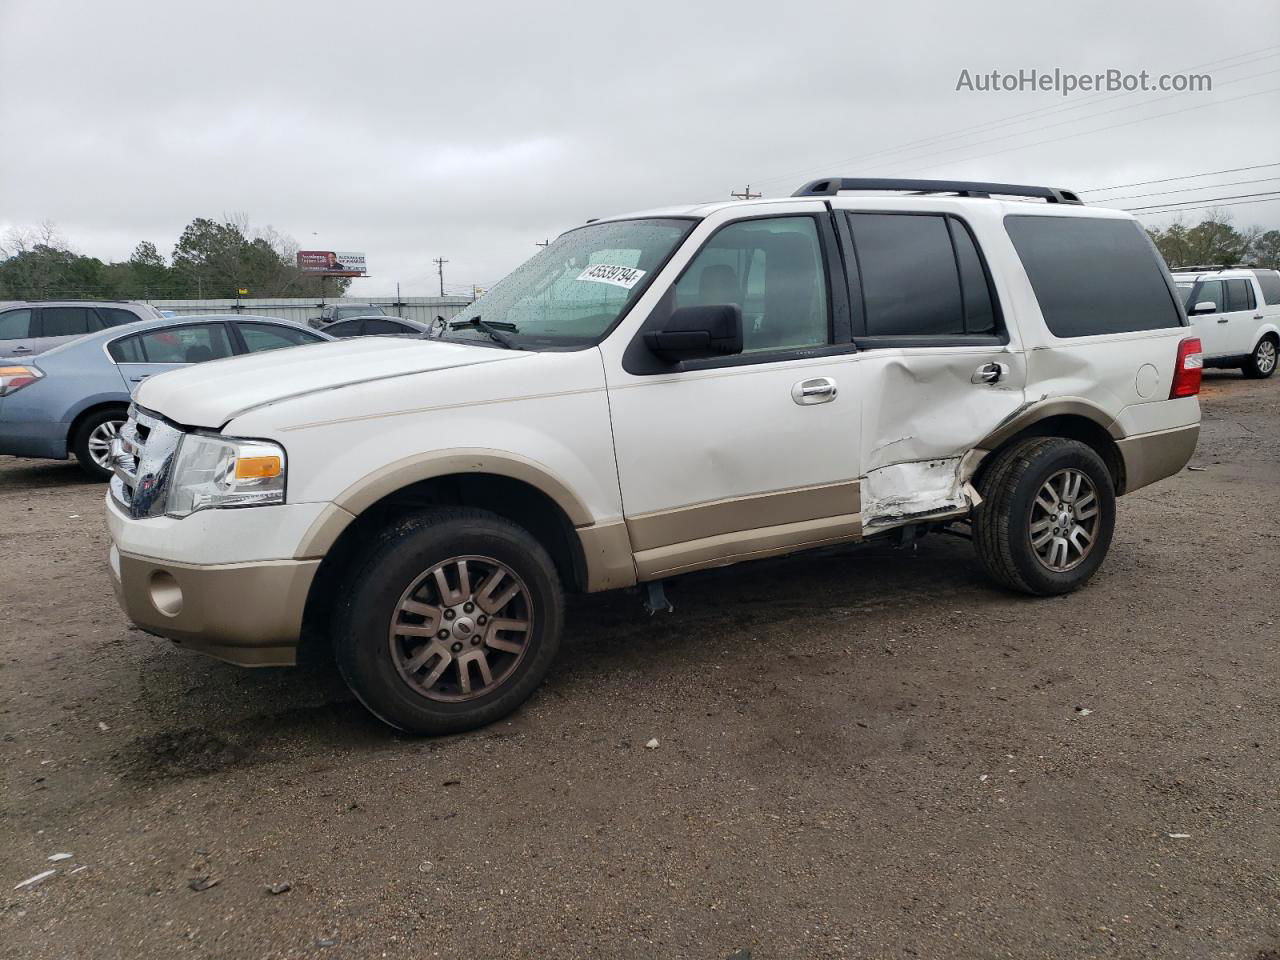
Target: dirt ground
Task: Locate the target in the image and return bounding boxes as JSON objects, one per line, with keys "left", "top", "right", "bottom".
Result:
{"left": 1, "top": 371, "right": 1277, "bottom": 960}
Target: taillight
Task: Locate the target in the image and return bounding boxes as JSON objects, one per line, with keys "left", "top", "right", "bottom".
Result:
{"left": 1169, "top": 337, "right": 1202, "bottom": 398}
{"left": 0, "top": 365, "right": 43, "bottom": 397}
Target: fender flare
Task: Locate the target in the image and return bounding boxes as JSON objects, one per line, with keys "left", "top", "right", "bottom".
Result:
{"left": 295, "top": 448, "right": 596, "bottom": 558}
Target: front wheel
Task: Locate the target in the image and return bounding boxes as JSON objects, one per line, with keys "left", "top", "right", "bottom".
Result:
{"left": 334, "top": 507, "right": 563, "bottom": 735}
{"left": 1242, "top": 335, "right": 1277, "bottom": 379}
{"left": 972, "top": 437, "right": 1116, "bottom": 596}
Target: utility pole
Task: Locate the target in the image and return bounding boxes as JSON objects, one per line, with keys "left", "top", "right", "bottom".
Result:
{"left": 730, "top": 185, "right": 762, "bottom": 200}
{"left": 433, "top": 257, "right": 448, "bottom": 297}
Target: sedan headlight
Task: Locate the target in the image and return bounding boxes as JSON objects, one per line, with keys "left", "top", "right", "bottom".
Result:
{"left": 166, "top": 434, "right": 287, "bottom": 517}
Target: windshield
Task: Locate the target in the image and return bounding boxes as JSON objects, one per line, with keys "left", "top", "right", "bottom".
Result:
{"left": 437, "top": 218, "right": 694, "bottom": 349}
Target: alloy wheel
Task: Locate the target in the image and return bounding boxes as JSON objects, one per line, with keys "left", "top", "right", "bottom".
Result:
{"left": 388, "top": 556, "right": 533, "bottom": 702}
{"left": 1028, "top": 468, "right": 1100, "bottom": 572}
{"left": 88, "top": 419, "right": 124, "bottom": 469}
{"left": 1257, "top": 339, "right": 1277, "bottom": 374}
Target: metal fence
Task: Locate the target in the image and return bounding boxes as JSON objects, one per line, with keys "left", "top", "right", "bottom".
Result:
{"left": 150, "top": 295, "right": 476, "bottom": 326}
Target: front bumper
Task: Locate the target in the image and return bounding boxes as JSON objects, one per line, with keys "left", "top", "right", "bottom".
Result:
{"left": 109, "top": 544, "right": 319, "bottom": 666}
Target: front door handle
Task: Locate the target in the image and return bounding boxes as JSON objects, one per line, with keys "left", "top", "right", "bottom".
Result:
{"left": 1217, "top": 318, "right": 1229, "bottom": 323}
{"left": 10, "top": 346, "right": 31, "bottom": 354}
{"left": 792, "top": 377, "right": 837, "bottom": 405}
{"left": 972, "top": 362, "right": 1009, "bottom": 384}
{"left": 129, "top": 375, "right": 150, "bottom": 382}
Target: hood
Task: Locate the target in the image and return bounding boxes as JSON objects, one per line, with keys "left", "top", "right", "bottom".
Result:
{"left": 135, "top": 336, "right": 527, "bottom": 428}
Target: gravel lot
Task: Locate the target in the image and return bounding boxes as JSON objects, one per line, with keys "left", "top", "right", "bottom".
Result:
{"left": 1, "top": 371, "right": 1277, "bottom": 960}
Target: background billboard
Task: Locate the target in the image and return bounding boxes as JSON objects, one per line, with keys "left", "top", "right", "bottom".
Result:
{"left": 297, "top": 250, "right": 367, "bottom": 277}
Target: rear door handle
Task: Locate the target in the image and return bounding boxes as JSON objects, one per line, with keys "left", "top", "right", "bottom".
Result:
{"left": 10, "top": 346, "right": 31, "bottom": 354}
{"left": 972, "top": 362, "right": 1009, "bottom": 384}
{"left": 1217, "top": 318, "right": 1229, "bottom": 323}
{"left": 129, "top": 375, "right": 150, "bottom": 382}
{"left": 1254, "top": 314, "right": 1264, "bottom": 320}
{"left": 792, "top": 377, "right": 837, "bottom": 405}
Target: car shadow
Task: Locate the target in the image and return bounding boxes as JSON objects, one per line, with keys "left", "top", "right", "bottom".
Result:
{"left": 0, "top": 457, "right": 101, "bottom": 489}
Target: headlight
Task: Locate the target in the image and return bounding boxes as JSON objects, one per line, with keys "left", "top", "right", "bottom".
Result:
{"left": 166, "top": 434, "right": 286, "bottom": 517}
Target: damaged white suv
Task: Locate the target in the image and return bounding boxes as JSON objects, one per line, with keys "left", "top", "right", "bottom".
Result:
{"left": 107, "top": 178, "right": 1202, "bottom": 734}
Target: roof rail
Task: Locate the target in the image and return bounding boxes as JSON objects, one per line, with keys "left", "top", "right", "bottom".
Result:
{"left": 1169, "top": 263, "right": 1252, "bottom": 272}
{"left": 791, "top": 177, "right": 1083, "bottom": 204}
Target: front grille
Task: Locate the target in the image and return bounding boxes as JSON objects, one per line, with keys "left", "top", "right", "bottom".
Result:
{"left": 109, "top": 406, "right": 185, "bottom": 519}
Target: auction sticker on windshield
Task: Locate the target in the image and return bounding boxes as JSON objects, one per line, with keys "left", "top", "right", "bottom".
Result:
{"left": 577, "top": 264, "right": 646, "bottom": 289}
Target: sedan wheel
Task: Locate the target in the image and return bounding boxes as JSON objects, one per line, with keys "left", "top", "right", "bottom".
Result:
{"left": 87, "top": 419, "right": 123, "bottom": 470}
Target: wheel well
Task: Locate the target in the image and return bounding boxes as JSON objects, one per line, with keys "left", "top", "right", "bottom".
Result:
{"left": 67, "top": 402, "right": 129, "bottom": 449}
{"left": 975, "top": 414, "right": 1127, "bottom": 495}
{"left": 299, "top": 473, "right": 586, "bottom": 663}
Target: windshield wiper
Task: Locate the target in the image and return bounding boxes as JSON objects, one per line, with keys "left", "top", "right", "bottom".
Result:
{"left": 448, "top": 316, "right": 522, "bottom": 350}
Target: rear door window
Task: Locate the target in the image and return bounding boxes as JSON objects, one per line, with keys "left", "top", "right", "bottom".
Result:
{"left": 1224, "top": 278, "right": 1255, "bottom": 312}
{"left": 40, "top": 307, "right": 102, "bottom": 337}
{"left": 0, "top": 308, "right": 32, "bottom": 340}
{"left": 1004, "top": 215, "right": 1185, "bottom": 337}
{"left": 107, "top": 335, "right": 146, "bottom": 363}
{"left": 131, "top": 324, "right": 234, "bottom": 363}
{"left": 844, "top": 213, "right": 1000, "bottom": 339}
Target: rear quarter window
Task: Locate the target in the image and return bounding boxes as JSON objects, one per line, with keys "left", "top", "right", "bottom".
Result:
{"left": 1004, "top": 215, "right": 1185, "bottom": 337}
{"left": 1254, "top": 271, "right": 1280, "bottom": 305}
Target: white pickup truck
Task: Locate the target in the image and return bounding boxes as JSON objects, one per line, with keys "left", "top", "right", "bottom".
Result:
{"left": 107, "top": 178, "right": 1202, "bottom": 734}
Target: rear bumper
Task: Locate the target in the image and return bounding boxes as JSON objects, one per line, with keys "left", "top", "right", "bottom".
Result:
{"left": 109, "top": 545, "right": 318, "bottom": 667}
{"left": 1117, "top": 423, "right": 1199, "bottom": 494}
{"left": 0, "top": 418, "right": 68, "bottom": 459}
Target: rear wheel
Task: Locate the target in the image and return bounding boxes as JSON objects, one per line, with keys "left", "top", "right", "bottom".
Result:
{"left": 972, "top": 437, "right": 1116, "bottom": 596}
{"left": 1242, "top": 335, "right": 1277, "bottom": 379}
{"left": 334, "top": 507, "right": 563, "bottom": 735}
{"left": 71, "top": 407, "right": 128, "bottom": 481}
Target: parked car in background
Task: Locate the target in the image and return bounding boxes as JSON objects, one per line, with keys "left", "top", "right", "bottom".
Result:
{"left": 308, "top": 303, "right": 391, "bottom": 329}
{"left": 1172, "top": 267, "right": 1280, "bottom": 378}
{"left": 106, "top": 177, "right": 1201, "bottom": 736}
{"left": 0, "top": 315, "right": 332, "bottom": 479}
{"left": 322, "top": 315, "right": 431, "bottom": 338}
{"left": 0, "top": 300, "right": 163, "bottom": 358}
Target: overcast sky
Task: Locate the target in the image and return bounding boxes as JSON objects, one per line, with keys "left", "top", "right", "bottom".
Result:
{"left": 2, "top": 0, "right": 1278, "bottom": 297}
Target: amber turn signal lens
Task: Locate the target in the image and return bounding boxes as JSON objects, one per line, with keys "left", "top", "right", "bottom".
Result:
{"left": 234, "top": 455, "right": 282, "bottom": 480}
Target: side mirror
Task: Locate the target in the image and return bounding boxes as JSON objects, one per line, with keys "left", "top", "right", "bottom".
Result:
{"left": 1191, "top": 301, "right": 1218, "bottom": 315}
{"left": 644, "top": 304, "right": 743, "bottom": 362}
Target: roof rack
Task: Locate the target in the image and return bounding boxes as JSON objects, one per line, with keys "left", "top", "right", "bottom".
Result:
{"left": 1169, "top": 263, "right": 1255, "bottom": 273}
{"left": 791, "top": 177, "right": 1083, "bottom": 204}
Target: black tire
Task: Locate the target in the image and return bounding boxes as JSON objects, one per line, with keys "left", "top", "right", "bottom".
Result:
{"left": 334, "top": 507, "right": 563, "bottom": 735}
{"left": 70, "top": 406, "right": 128, "bottom": 481}
{"left": 972, "top": 437, "right": 1116, "bottom": 596}
{"left": 1241, "top": 334, "right": 1278, "bottom": 379}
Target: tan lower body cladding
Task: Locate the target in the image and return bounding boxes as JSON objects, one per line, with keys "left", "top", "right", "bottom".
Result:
{"left": 624, "top": 481, "right": 862, "bottom": 580}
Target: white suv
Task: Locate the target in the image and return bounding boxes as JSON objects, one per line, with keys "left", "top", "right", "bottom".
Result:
{"left": 1171, "top": 267, "right": 1280, "bottom": 378}
{"left": 105, "top": 178, "right": 1203, "bottom": 735}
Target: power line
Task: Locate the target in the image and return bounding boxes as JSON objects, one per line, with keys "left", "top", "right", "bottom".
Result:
{"left": 894, "top": 84, "right": 1280, "bottom": 177}
{"left": 1081, "top": 161, "right": 1280, "bottom": 194}
{"left": 1097, "top": 175, "right": 1280, "bottom": 203}
{"left": 1129, "top": 195, "right": 1280, "bottom": 217}
{"left": 751, "top": 44, "right": 1280, "bottom": 189}
{"left": 1122, "top": 190, "right": 1280, "bottom": 212}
